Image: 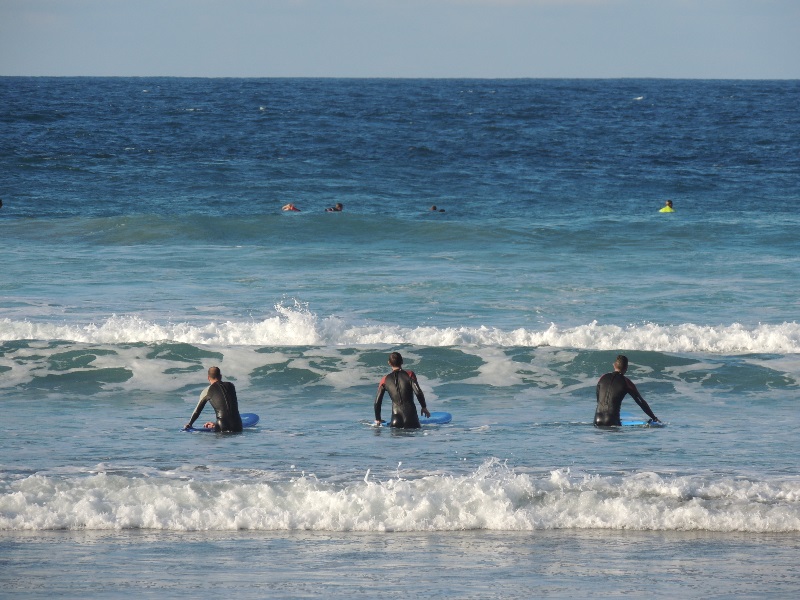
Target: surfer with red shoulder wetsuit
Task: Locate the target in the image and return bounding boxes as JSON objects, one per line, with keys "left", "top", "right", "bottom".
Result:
{"left": 374, "top": 352, "right": 430, "bottom": 428}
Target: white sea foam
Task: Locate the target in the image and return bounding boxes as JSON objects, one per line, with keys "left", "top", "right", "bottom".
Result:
{"left": 2, "top": 308, "right": 799, "bottom": 354}
{"left": 2, "top": 461, "right": 798, "bottom": 532}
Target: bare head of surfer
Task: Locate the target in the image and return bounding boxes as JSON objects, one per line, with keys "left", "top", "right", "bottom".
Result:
{"left": 388, "top": 352, "right": 403, "bottom": 369}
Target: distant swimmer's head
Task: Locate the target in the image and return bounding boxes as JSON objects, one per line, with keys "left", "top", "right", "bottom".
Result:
{"left": 613, "top": 355, "right": 628, "bottom": 373}
{"left": 208, "top": 366, "right": 222, "bottom": 381}
{"left": 665, "top": 200, "right": 673, "bottom": 208}
{"left": 388, "top": 352, "right": 404, "bottom": 368}
{"left": 430, "top": 205, "right": 437, "bottom": 211}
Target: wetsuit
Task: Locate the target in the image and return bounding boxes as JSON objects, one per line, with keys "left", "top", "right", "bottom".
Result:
{"left": 594, "top": 371, "right": 658, "bottom": 426}
{"left": 374, "top": 369, "right": 427, "bottom": 429}
{"left": 187, "top": 381, "right": 243, "bottom": 432}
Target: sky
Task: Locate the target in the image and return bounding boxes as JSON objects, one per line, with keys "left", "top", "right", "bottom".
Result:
{"left": 1, "top": 0, "right": 798, "bottom": 79}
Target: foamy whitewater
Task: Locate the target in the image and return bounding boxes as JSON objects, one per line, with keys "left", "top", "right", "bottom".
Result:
{"left": 4, "top": 311, "right": 800, "bottom": 353}
{"left": 2, "top": 77, "right": 799, "bottom": 597}
{"left": 5, "top": 463, "right": 800, "bottom": 533}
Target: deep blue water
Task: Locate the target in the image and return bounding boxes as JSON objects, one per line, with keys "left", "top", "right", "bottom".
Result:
{"left": 1, "top": 77, "right": 799, "bottom": 598}
{"left": 3, "top": 78, "right": 798, "bottom": 219}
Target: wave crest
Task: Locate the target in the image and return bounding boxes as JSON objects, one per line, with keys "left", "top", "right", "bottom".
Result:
{"left": 1, "top": 306, "right": 799, "bottom": 354}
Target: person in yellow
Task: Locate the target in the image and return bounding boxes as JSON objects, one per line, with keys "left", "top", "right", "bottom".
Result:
{"left": 659, "top": 200, "right": 674, "bottom": 212}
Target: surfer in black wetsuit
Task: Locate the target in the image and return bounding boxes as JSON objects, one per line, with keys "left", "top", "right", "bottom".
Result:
{"left": 595, "top": 355, "right": 660, "bottom": 426}
{"left": 374, "top": 352, "right": 430, "bottom": 428}
{"left": 184, "top": 366, "right": 243, "bottom": 432}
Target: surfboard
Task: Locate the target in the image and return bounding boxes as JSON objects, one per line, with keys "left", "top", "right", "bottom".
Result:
{"left": 421, "top": 411, "right": 452, "bottom": 425}
{"left": 183, "top": 413, "right": 259, "bottom": 432}
{"left": 380, "top": 411, "right": 452, "bottom": 427}
{"left": 620, "top": 413, "right": 664, "bottom": 427}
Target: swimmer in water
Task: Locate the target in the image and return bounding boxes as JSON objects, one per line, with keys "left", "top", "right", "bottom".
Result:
{"left": 374, "top": 352, "right": 431, "bottom": 428}
{"left": 325, "top": 203, "right": 343, "bottom": 212}
{"left": 659, "top": 200, "right": 674, "bottom": 213}
{"left": 594, "top": 355, "right": 660, "bottom": 426}
{"left": 282, "top": 203, "right": 300, "bottom": 211}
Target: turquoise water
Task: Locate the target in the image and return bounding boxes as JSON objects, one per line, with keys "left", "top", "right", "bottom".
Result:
{"left": 1, "top": 77, "right": 799, "bottom": 597}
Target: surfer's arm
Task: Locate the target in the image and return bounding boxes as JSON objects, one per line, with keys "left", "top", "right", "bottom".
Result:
{"left": 409, "top": 372, "right": 430, "bottom": 417}
{"left": 374, "top": 385, "right": 386, "bottom": 423}
{"left": 627, "top": 379, "right": 658, "bottom": 422}
{"left": 186, "top": 386, "right": 212, "bottom": 429}
{"left": 635, "top": 399, "right": 658, "bottom": 422}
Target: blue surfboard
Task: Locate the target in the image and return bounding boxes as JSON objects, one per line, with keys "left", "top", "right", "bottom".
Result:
{"left": 421, "top": 411, "right": 452, "bottom": 425}
{"left": 620, "top": 413, "right": 664, "bottom": 427}
{"left": 380, "top": 411, "right": 452, "bottom": 427}
{"left": 183, "top": 413, "right": 259, "bottom": 432}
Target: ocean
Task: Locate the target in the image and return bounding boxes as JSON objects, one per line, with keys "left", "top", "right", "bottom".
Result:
{"left": 1, "top": 77, "right": 799, "bottom": 598}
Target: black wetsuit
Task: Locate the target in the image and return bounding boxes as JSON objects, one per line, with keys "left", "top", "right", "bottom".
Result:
{"left": 595, "top": 371, "right": 657, "bottom": 426}
{"left": 188, "top": 381, "right": 243, "bottom": 432}
{"left": 374, "top": 369, "right": 427, "bottom": 429}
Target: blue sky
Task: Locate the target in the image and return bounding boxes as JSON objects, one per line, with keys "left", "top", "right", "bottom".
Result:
{"left": 1, "top": 0, "right": 798, "bottom": 78}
